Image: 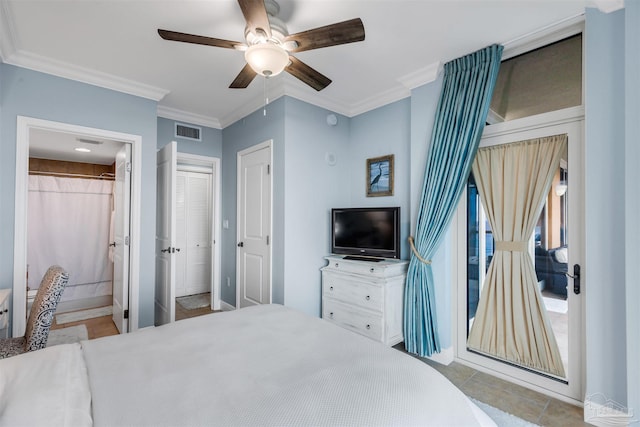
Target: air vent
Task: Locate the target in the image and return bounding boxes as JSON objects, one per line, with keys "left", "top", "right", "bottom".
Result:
{"left": 175, "top": 123, "right": 202, "bottom": 141}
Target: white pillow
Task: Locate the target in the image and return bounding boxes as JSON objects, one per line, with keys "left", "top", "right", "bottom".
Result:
{"left": 0, "top": 343, "right": 92, "bottom": 427}
{"left": 554, "top": 247, "right": 568, "bottom": 263}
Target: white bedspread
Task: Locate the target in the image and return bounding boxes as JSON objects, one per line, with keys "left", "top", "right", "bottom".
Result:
{"left": 82, "top": 304, "right": 495, "bottom": 426}
{"left": 0, "top": 343, "right": 92, "bottom": 427}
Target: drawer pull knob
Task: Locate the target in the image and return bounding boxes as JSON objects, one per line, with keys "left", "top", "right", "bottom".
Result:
{"left": 365, "top": 295, "right": 370, "bottom": 301}
{"left": 335, "top": 263, "right": 339, "bottom": 268}
{"left": 366, "top": 324, "right": 371, "bottom": 330}
{"left": 330, "top": 286, "right": 334, "bottom": 291}
{"left": 329, "top": 312, "right": 334, "bottom": 318}
{"left": 370, "top": 268, "right": 375, "bottom": 273}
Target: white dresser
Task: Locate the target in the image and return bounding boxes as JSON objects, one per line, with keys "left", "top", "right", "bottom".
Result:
{"left": 321, "top": 255, "right": 408, "bottom": 346}
{"left": 0, "top": 289, "right": 11, "bottom": 339}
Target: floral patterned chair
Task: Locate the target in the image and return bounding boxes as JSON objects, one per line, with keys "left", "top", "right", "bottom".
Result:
{"left": 0, "top": 266, "right": 69, "bottom": 359}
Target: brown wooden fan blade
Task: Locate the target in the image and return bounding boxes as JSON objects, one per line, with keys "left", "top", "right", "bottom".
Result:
{"left": 237, "top": 0, "right": 272, "bottom": 39}
{"left": 285, "top": 18, "right": 365, "bottom": 53}
{"left": 286, "top": 56, "right": 332, "bottom": 91}
{"left": 229, "top": 63, "right": 258, "bottom": 89}
{"left": 158, "top": 29, "right": 243, "bottom": 50}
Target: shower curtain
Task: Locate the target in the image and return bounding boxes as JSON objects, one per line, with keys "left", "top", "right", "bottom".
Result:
{"left": 27, "top": 175, "right": 114, "bottom": 302}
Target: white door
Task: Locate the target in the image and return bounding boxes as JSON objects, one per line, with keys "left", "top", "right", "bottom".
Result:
{"left": 155, "top": 141, "right": 177, "bottom": 325}
{"left": 175, "top": 170, "right": 212, "bottom": 298}
{"left": 237, "top": 142, "right": 272, "bottom": 308}
{"left": 112, "top": 144, "right": 131, "bottom": 333}
{"left": 456, "top": 110, "right": 584, "bottom": 402}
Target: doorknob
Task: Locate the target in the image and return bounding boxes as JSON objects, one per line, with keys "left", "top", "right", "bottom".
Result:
{"left": 566, "top": 264, "right": 581, "bottom": 294}
{"left": 237, "top": 242, "right": 244, "bottom": 247}
{"left": 161, "top": 246, "right": 171, "bottom": 253}
{"left": 109, "top": 242, "right": 116, "bottom": 248}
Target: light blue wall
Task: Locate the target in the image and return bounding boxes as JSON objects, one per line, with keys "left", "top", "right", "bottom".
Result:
{"left": 282, "top": 97, "right": 350, "bottom": 317}
{"left": 624, "top": 1, "right": 640, "bottom": 422}
{"left": 220, "top": 98, "right": 285, "bottom": 306}
{"left": 0, "top": 63, "right": 158, "bottom": 328}
{"left": 584, "top": 8, "right": 627, "bottom": 407}
{"left": 350, "top": 98, "right": 411, "bottom": 260}
{"left": 157, "top": 116, "right": 222, "bottom": 157}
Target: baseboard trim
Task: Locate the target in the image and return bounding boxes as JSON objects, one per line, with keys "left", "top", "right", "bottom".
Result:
{"left": 220, "top": 301, "right": 235, "bottom": 311}
{"left": 55, "top": 295, "right": 112, "bottom": 314}
{"left": 427, "top": 346, "right": 455, "bottom": 365}
{"left": 584, "top": 395, "right": 635, "bottom": 426}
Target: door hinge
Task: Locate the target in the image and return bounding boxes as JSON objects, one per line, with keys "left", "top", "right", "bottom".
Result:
{"left": 126, "top": 162, "right": 132, "bottom": 173}
{"left": 124, "top": 309, "right": 129, "bottom": 319}
{"left": 266, "top": 235, "right": 270, "bottom": 245}
{"left": 267, "top": 164, "right": 270, "bottom": 175}
{"left": 125, "top": 236, "right": 129, "bottom": 246}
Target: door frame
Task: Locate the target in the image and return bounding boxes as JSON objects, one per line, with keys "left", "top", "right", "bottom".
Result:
{"left": 452, "top": 105, "right": 585, "bottom": 404}
{"left": 236, "top": 140, "right": 273, "bottom": 308}
{"left": 13, "top": 116, "right": 142, "bottom": 335}
{"left": 176, "top": 152, "right": 222, "bottom": 310}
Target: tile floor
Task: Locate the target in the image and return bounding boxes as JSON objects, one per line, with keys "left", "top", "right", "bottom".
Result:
{"left": 393, "top": 343, "right": 591, "bottom": 426}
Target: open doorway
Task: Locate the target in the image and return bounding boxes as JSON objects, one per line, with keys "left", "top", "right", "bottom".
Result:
{"left": 155, "top": 142, "right": 221, "bottom": 326}
{"left": 13, "top": 116, "right": 142, "bottom": 337}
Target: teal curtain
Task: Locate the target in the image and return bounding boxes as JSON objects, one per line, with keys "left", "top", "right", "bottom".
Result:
{"left": 404, "top": 44, "right": 503, "bottom": 357}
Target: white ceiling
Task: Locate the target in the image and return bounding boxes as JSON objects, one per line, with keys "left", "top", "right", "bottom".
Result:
{"left": 29, "top": 128, "right": 123, "bottom": 165}
{"left": 0, "top": 0, "right": 621, "bottom": 133}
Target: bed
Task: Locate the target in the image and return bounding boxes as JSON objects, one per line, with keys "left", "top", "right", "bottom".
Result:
{"left": 0, "top": 304, "right": 495, "bottom": 426}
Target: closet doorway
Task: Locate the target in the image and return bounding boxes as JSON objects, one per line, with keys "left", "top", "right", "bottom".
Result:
{"left": 13, "top": 116, "right": 142, "bottom": 336}
{"left": 175, "top": 168, "right": 213, "bottom": 298}
{"left": 155, "top": 142, "right": 221, "bottom": 326}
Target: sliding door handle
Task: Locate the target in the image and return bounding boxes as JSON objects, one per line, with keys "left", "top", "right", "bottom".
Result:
{"left": 566, "top": 264, "right": 580, "bottom": 295}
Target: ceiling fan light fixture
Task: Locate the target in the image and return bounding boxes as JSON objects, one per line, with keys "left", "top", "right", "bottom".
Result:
{"left": 245, "top": 43, "right": 289, "bottom": 77}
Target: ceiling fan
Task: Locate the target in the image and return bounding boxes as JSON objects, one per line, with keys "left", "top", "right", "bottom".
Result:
{"left": 158, "top": 0, "right": 365, "bottom": 91}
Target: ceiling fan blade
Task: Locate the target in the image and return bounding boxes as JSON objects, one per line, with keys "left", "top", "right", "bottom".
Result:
{"left": 286, "top": 56, "right": 332, "bottom": 91}
{"left": 158, "top": 29, "right": 243, "bottom": 50}
{"left": 229, "top": 63, "right": 258, "bottom": 89}
{"left": 238, "top": 0, "right": 272, "bottom": 39}
{"left": 285, "top": 18, "right": 365, "bottom": 53}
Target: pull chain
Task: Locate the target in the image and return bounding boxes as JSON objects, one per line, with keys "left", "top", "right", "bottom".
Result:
{"left": 263, "top": 76, "right": 270, "bottom": 116}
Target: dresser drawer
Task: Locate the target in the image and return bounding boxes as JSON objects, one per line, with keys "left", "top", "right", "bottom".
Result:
{"left": 324, "top": 259, "right": 406, "bottom": 278}
{"left": 323, "top": 299, "right": 383, "bottom": 341}
{"left": 322, "top": 272, "right": 383, "bottom": 312}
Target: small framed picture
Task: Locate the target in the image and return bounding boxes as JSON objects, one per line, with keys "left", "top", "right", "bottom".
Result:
{"left": 366, "top": 154, "right": 394, "bottom": 197}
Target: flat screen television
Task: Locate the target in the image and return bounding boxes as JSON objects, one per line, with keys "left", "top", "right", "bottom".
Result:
{"left": 331, "top": 207, "right": 400, "bottom": 260}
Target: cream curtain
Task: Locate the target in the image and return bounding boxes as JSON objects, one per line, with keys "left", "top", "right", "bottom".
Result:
{"left": 467, "top": 135, "right": 567, "bottom": 378}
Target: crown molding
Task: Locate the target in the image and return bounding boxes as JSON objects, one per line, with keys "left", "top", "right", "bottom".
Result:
{"left": 0, "top": 0, "right": 168, "bottom": 101}
{"left": 397, "top": 61, "right": 442, "bottom": 91}
{"left": 4, "top": 49, "right": 170, "bottom": 101}
{"left": 283, "top": 81, "right": 353, "bottom": 115}
{"left": 588, "top": 0, "right": 624, "bottom": 13}
{"left": 217, "top": 79, "right": 356, "bottom": 128}
{"left": 279, "top": 61, "right": 442, "bottom": 119}
{"left": 348, "top": 85, "right": 412, "bottom": 117}
{"left": 218, "top": 82, "right": 287, "bottom": 128}
{"left": 157, "top": 105, "right": 221, "bottom": 129}
{"left": 502, "top": 13, "right": 584, "bottom": 60}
